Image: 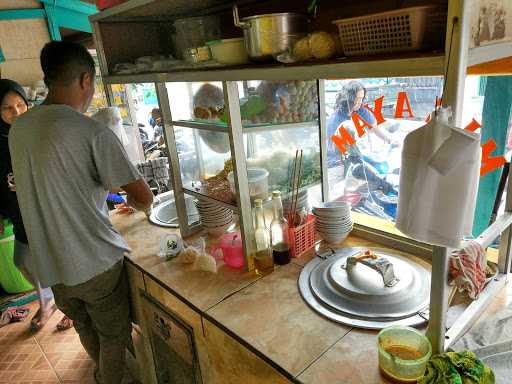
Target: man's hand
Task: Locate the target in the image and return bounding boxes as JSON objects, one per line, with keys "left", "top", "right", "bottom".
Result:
{"left": 121, "top": 179, "right": 153, "bottom": 212}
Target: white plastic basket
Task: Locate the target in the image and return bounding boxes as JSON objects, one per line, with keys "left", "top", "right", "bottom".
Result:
{"left": 333, "top": 6, "right": 439, "bottom": 56}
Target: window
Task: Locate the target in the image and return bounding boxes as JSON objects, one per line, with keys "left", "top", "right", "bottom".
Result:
{"left": 325, "top": 77, "right": 443, "bottom": 229}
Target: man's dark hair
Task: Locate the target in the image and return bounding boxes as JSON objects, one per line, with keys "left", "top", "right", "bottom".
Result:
{"left": 335, "top": 80, "right": 366, "bottom": 116}
{"left": 40, "top": 41, "right": 96, "bottom": 87}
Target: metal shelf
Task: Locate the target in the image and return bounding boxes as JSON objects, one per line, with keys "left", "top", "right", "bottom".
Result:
{"left": 173, "top": 120, "right": 228, "bottom": 132}
{"left": 103, "top": 53, "right": 445, "bottom": 84}
{"left": 90, "top": 0, "right": 230, "bottom": 22}
{"left": 172, "top": 120, "right": 318, "bottom": 133}
{"left": 182, "top": 187, "right": 238, "bottom": 212}
{"left": 468, "top": 41, "right": 512, "bottom": 67}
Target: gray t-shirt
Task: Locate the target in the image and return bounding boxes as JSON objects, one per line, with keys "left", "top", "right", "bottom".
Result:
{"left": 10, "top": 105, "right": 141, "bottom": 288}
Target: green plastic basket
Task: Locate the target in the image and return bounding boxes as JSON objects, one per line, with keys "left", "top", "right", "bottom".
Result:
{"left": 0, "top": 220, "right": 34, "bottom": 293}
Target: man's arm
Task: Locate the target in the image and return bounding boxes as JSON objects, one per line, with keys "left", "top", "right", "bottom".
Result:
{"left": 121, "top": 179, "right": 153, "bottom": 211}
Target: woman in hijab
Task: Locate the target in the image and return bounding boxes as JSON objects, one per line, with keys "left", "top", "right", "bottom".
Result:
{"left": 0, "top": 79, "right": 71, "bottom": 331}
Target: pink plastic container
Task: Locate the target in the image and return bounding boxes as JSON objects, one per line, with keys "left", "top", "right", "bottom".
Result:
{"left": 214, "top": 232, "right": 244, "bottom": 269}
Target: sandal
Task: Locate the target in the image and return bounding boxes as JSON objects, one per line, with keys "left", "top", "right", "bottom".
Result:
{"left": 29, "top": 304, "right": 57, "bottom": 332}
{"left": 56, "top": 315, "right": 73, "bottom": 331}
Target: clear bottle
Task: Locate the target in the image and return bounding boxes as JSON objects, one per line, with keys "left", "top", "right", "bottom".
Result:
{"left": 253, "top": 199, "right": 274, "bottom": 276}
{"left": 270, "top": 191, "right": 291, "bottom": 265}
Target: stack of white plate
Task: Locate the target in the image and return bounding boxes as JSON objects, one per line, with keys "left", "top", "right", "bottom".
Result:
{"left": 283, "top": 190, "right": 309, "bottom": 217}
{"left": 312, "top": 201, "right": 353, "bottom": 244}
{"left": 195, "top": 198, "right": 234, "bottom": 236}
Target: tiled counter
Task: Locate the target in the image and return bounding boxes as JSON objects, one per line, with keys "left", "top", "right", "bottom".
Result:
{"left": 111, "top": 211, "right": 509, "bottom": 384}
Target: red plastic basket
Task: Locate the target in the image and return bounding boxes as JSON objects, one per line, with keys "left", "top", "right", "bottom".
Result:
{"left": 289, "top": 215, "right": 316, "bottom": 258}
{"left": 96, "top": 0, "right": 127, "bottom": 10}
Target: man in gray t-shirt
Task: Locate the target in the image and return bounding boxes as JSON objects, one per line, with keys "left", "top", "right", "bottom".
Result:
{"left": 10, "top": 41, "right": 153, "bottom": 384}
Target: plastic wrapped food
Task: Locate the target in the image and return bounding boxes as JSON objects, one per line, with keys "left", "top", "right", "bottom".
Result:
{"left": 293, "top": 36, "right": 314, "bottom": 61}
{"left": 192, "top": 252, "right": 217, "bottom": 273}
{"left": 310, "top": 31, "right": 339, "bottom": 59}
{"left": 289, "top": 32, "right": 342, "bottom": 63}
{"left": 192, "top": 84, "right": 231, "bottom": 153}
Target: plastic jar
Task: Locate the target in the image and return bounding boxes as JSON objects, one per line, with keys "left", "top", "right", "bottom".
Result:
{"left": 173, "top": 16, "right": 221, "bottom": 59}
{"left": 227, "top": 168, "right": 269, "bottom": 200}
{"left": 378, "top": 326, "right": 431, "bottom": 383}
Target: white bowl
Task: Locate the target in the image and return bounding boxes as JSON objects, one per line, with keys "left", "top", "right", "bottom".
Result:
{"left": 313, "top": 201, "right": 351, "bottom": 211}
{"left": 319, "top": 232, "right": 349, "bottom": 244}
{"left": 316, "top": 228, "right": 352, "bottom": 236}
{"left": 313, "top": 209, "right": 351, "bottom": 219}
{"left": 314, "top": 215, "right": 351, "bottom": 223}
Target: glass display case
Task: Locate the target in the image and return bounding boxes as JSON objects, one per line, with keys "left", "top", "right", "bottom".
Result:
{"left": 165, "top": 81, "right": 322, "bottom": 210}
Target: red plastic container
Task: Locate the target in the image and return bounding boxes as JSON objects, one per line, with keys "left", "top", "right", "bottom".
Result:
{"left": 289, "top": 215, "right": 316, "bottom": 258}
{"left": 96, "top": 0, "right": 127, "bottom": 10}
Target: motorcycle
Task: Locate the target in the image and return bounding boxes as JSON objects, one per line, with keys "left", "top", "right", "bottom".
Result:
{"left": 343, "top": 144, "right": 400, "bottom": 220}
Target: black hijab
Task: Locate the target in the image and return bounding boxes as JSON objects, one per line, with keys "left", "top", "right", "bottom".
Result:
{"left": 0, "top": 79, "right": 28, "bottom": 138}
{"left": 0, "top": 79, "right": 29, "bottom": 243}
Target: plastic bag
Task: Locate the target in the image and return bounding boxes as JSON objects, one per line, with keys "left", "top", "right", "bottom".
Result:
{"left": 276, "top": 32, "right": 342, "bottom": 64}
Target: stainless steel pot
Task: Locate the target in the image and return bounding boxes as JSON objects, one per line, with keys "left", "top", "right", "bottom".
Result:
{"left": 233, "top": 5, "right": 308, "bottom": 61}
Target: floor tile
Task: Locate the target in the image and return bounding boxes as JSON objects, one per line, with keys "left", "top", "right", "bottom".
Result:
{"left": 1, "top": 297, "right": 137, "bottom": 384}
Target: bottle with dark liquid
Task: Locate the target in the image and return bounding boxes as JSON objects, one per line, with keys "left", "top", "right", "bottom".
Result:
{"left": 270, "top": 191, "right": 291, "bottom": 265}
{"left": 253, "top": 199, "right": 274, "bottom": 275}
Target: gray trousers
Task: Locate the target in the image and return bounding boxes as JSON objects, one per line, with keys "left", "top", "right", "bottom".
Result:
{"left": 52, "top": 260, "right": 132, "bottom": 384}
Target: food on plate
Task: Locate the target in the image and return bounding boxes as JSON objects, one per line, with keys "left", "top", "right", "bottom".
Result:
{"left": 202, "top": 175, "right": 234, "bottom": 202}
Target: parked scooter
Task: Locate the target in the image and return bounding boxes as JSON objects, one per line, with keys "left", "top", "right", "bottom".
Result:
{"left": 343, "top": 144, "right": 400, "bottom": 220}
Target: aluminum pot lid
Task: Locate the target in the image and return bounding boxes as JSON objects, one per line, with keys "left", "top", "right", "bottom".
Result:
{"left": 305, "top": 247, "right": 430, "bottom": 320}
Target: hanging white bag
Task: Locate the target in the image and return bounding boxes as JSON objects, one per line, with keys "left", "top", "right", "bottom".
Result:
{"left": 396, "top": 108, "right": 481, "bottom": 248}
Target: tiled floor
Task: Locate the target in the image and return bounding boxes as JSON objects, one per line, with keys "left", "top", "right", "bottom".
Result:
{"left": 0, "top": 302, "right": 98, "bottom": 384}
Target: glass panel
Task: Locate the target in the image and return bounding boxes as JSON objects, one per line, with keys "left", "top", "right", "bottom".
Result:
{"left": 111, "top": 84, "right": 134, "bottom": 126}
{"left": 325, "top": 77, "right": 443, "bottom": 227}
{"left": 86, "top": 77, "right": 108, "bottom": 116}
{"left": 239, "top": 80, "right": 319, "bottom": 127}
{"left": 176, "top": 126, "right": 234, "bottom": 205}
{"left": 166, "top": 82, "right": 226, "bottom": 124}
{"left": 241, "top": 80, "right": 322, "bottom": 217}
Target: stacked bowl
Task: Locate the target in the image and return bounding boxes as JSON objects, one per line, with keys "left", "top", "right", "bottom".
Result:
{"left": 312, "top": 201, "right": 353, "bottom": 243}
{"left": 195, "top": 198, "right": 234, "bottom": 236}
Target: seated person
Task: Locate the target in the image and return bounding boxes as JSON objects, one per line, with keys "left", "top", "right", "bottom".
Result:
{"left": 327, "top": 81, "right": 397, "bottom": 193}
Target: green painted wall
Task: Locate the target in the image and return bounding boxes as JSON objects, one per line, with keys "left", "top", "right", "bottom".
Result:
{"left": 473, "top": 76, "right": 512, "bottom": 236}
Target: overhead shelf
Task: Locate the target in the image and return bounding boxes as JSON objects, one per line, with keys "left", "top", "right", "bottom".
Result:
{"left": 103, "top": 53, "right": 445, "bottom": 84}
{"left": 90, "top": 0, "right": 231, "bottom": 22}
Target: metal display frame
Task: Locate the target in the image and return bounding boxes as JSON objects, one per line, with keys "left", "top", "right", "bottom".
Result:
{"left": 91, "top": 0, "right": 512, "bottom": 355}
